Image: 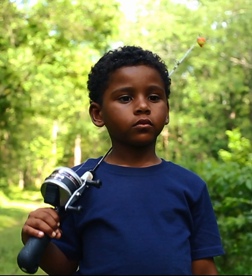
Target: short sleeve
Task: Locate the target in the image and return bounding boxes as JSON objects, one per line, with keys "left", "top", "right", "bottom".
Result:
{"left": 190, "top": 184, "right": 225, "bottom": 260}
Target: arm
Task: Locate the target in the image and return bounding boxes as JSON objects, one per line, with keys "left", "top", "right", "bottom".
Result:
{"left": 192, "top": 258, "right": 219, "bottom": 275}
{"left": 190, "top": 184, "right": 224, "bottom": 275}
{"left": 39, "top": 242, "right": 78, "bottom": 275}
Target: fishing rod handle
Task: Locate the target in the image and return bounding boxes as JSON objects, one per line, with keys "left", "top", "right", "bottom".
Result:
{"left": 17, "top": 234, "right": 51, "bottom": 274}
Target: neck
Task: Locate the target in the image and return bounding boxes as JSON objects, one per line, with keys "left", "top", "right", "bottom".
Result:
{"left": 104, "top": 143, "right": 161, "bottom": 168}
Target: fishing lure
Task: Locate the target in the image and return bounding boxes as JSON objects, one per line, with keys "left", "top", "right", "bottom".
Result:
{"left": 197, "top": 36, "right": 206, "bottom": 47}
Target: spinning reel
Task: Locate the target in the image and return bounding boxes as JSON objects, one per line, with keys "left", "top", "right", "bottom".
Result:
{"left": 41, "top": 167, "right": 101, "bottom": 211}
{"left": 17, "top": 166, "right": 102, "bottom": 274}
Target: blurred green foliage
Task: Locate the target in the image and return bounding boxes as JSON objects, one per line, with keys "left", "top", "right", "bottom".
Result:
{"left": 191, "top": 129, "right": 252, "bottom": 274}
{"left": 1, "top": 0, "right": 252, "bottom": 274}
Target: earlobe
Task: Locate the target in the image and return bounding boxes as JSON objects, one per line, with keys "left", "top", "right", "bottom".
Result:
{"left": 165, "top": 115, "right": 169, "bottom": 125}
{"left": 89, "top": 102, "right": 105, "bottom": 127}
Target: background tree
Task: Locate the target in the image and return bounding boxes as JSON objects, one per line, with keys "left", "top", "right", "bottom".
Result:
{"left": 0, "top": 0, "right": 120, "bottom": 189}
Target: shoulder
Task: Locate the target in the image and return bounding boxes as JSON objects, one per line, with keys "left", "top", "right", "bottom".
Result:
{"left": 70, "top": 157, "right": 103, "bottom": 177}
{"left": 161, "top": 160, "right": 208, "bottom": 198}
{"left": 163, "top": 160, "right": 205, "bottom": 184}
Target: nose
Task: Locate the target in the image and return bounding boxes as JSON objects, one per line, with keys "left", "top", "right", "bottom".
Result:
{"left": 134, "top": 96, "right": 150, "bottom": 114}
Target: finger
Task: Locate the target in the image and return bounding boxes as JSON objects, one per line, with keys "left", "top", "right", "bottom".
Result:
{"left": 29, "top": 207, "right": 60, "bottom": 222}
{"left": 24, "top": 216, "right": 59, "bottom": 238}
{"left": 54, "top": 228, "right": 62, "bottom": 239}
{"left": 22, "top": 224, "right": 45, "bottom": 244}
{"left": 28, "top": 208, "right": 60, "bottom": 230}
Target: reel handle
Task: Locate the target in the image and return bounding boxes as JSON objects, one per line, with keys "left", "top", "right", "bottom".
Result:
{"left": 17, "top": 234, "right": 51, "bottom": 274}
{"left": 86, "top": 179, "right": 102, "bottom": 188}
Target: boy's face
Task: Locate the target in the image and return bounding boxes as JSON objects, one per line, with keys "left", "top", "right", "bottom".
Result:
{"left": 90, "top": 65, "right": 169, "bottom": 147}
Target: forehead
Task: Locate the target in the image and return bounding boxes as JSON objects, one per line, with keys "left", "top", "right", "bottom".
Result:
{"left": 109, "top": 65, "right": 164, "bottom": 85}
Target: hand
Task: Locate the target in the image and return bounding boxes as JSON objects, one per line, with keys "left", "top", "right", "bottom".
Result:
{"left": 21, "top": 207, "right": 61, "bottom": 244}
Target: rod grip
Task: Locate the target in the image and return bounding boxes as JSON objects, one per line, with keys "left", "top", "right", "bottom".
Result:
{"left": 17, "top": 235, "right": 51, "bottom": 274}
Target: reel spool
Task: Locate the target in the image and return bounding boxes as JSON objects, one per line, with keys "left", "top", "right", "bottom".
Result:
{"left": 41, "top": 167, "right": 83, "bottom": 207}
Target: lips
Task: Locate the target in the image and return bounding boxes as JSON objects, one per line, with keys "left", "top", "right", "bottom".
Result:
{"left": 133, "top": 119, "right": 153, "bottom": 126}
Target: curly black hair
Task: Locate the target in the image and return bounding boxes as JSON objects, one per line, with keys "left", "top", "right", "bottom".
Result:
{"left": 87, "top": 45, "right": 171, "bottom": 104}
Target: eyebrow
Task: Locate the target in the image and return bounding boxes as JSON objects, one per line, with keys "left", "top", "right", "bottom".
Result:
{"left": 111, "top": 85, "right": 164, "bottom": 95}
{"left": 111, "top": 86, "right": 133, "bottom": 95}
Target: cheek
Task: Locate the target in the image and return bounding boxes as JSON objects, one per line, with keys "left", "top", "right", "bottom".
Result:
{"left": 102, "top": 109, "right": 125, "bottom": 128}
{"left": 154, "top": 107, "right": 168, "bottom": 119}
{"left": 103, "top": 105, "right": 130, "bottom": 120}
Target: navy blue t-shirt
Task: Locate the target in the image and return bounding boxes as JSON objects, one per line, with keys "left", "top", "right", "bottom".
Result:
{"left": 52, "top": 158, "right": 224, "bottom": 275}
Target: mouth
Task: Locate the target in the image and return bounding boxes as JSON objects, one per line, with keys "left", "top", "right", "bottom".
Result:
{"left": 133, "top": 119, "right": 153, "bottom": 127}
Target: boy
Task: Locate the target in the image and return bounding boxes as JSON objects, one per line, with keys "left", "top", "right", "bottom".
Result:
{"left": 21, "top": 45, "right": 225, "bottom": 275}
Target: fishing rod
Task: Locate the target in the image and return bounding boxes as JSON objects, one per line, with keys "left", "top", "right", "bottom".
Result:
{"left": 169, "top": 36, "right": 206, "bottom": 76}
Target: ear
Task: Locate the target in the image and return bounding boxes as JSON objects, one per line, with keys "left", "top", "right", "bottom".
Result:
{"left": 89, "top": 102, "right": 105, "bottom": 127}
{"left": 165, "top": 101, "right": 170, "bottom": 125}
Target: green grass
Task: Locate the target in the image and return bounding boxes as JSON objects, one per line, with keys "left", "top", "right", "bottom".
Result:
{"left": 0, "top": 189, "right": 47, "bottom": 275}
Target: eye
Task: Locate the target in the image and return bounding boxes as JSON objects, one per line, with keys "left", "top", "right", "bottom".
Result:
{"left": 149, "top": 95, "right": 161, "bottom": 102}
{"left": 118, "top": 95, "right": 132, "bottom": 103}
